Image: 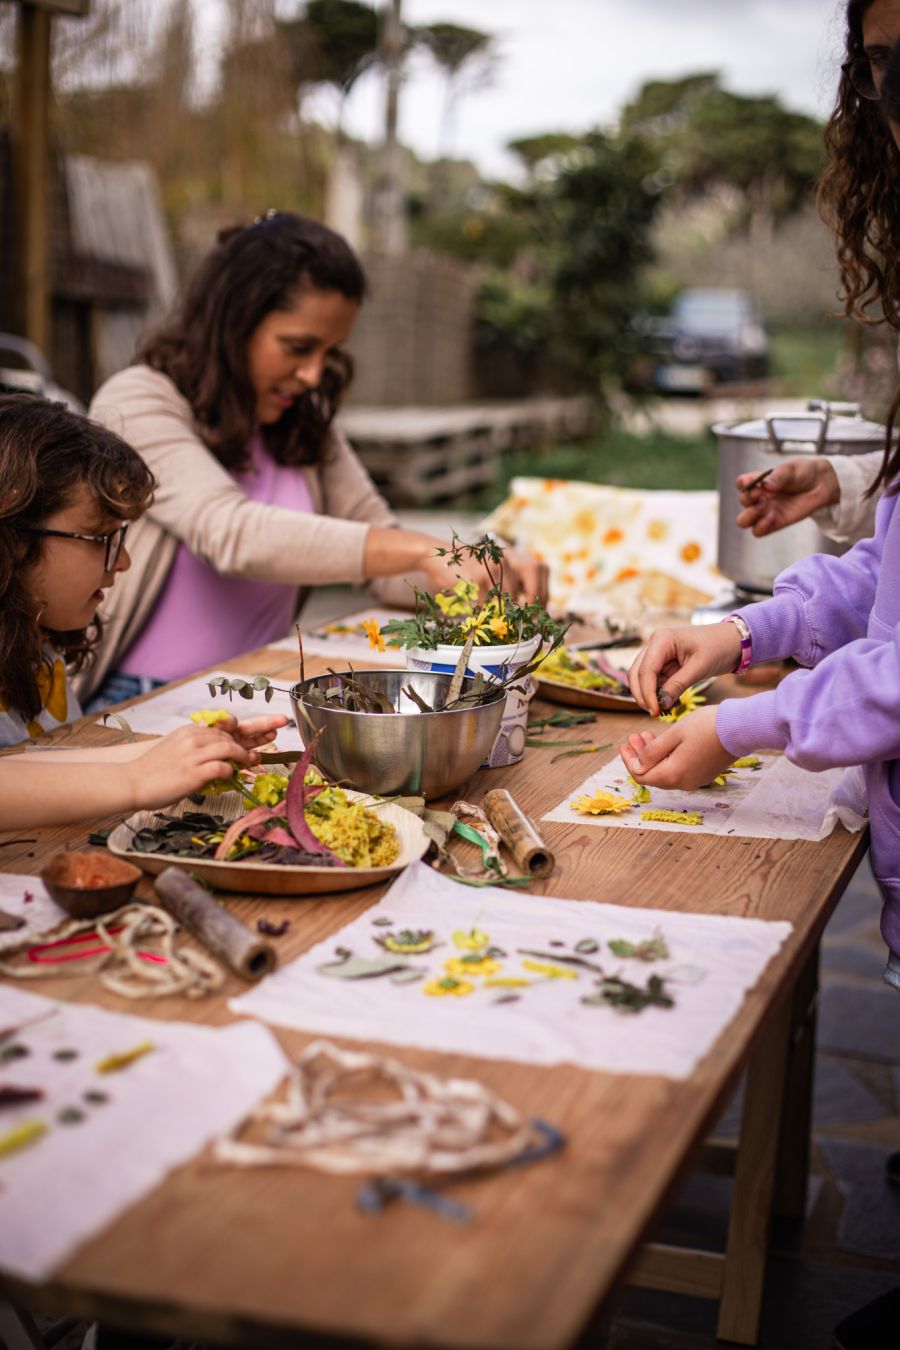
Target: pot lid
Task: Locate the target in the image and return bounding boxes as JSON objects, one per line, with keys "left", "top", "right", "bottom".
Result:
{"left": 713, "top": 401, "right": 886, "bottom": 449}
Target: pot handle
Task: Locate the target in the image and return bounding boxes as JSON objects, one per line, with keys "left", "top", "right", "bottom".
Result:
{"left": 765, "top": 411, "right": 829, "bottom": 455}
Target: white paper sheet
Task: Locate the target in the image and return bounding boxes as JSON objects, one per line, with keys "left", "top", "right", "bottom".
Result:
{"left": 0, "top": 986, "right": 287, "bottom": 1280}
{"left": 231, "top": 863, "right": 792, "bottom": 1080}
{"left": 95, "top": 671, "right": 304, "bottom": 751}
{"left": 543, "top": 752, "right": 868, "bottom": 841}
{"left": 0, "top": 874, "right": 68, "bottom": 953}
{"left": 268, "top": 607, "right": 408, "bottom": 664}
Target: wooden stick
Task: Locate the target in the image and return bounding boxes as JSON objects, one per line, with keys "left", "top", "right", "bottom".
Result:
{"left": 482, "top": 789, "right": 555, "bottom": 879}
{"left": 153, "top": 869, "right": 277, "bottom": 982}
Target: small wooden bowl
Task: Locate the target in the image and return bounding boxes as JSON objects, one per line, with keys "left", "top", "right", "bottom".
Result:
{"left": 40, "top": 850, "right": 142, "bottom": 919}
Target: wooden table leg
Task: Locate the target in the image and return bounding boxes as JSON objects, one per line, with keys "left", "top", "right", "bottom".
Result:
{"left": 773, "top": 945, "right": 819, "bottom": 1221}
{"left": 716, "top": 992, "right": 793, "bottom": 1345}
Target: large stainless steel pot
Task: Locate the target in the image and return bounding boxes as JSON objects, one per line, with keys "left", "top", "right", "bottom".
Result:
{"left": 713, "top": 401, "right": 886, "bottom": 594}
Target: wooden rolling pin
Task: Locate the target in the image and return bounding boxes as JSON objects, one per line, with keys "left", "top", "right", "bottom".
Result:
{"left": 482, "top": 789, "right": 555, "bottom": 879}
{"left": 153, "top": 868, "right": 277, "bottom": 981}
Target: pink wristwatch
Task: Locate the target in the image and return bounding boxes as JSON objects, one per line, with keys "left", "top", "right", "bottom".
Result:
{"left": 723, "top": 614, "right": 752, "bottom": 674}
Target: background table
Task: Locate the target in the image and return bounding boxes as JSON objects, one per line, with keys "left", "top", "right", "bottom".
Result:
{"left": 0, "top": 645, "right": 868, "bottom": 1349}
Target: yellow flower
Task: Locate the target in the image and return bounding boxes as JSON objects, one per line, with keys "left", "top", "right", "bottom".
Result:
{"left": 452, "top": 928, "right": 490, "bottom": 950}
{"left": 571, "top": 790, "right": 634, "bottom": 816}
{"left": 700, "top": 769, "right": 736, "bottom": 788}
{"left": 250, "top": 771, "right": 290, "bottom": 806}
{"left": 640, "top": 809, "right": 703, "bottom": 826}
{"left": 363, "top": 617, "right": 386, "bottom": 653}
{"left": 189, "top": 709, "right": 231, "bottom": 726}
{"left": 732, "top": 756, "right": 762, "bottom": 770}
{"left": 199, "top": 770, "right": 246, "bottom": 796}
{"left": 628, "top": 776, "right": 651, "bottom": 804}
{"left": 658, "top": 686, "right": 707, "bottom": 723}
{"left": 444, "top": 955, "right": 501, "bottom": 979}
{"left": 488, "top": 614, "right": 509, "bottom": 640}
{"left": 423, "top": 976, "right": 475, "bottom": 997}
{"left": 521, "top": 959, "right": 577, "bottom": 980}
{"left": 434, "top": 579, "right": 479, "bottom": 617}
{"left": 461, "top": 606, "right": 495, "bottom": 645}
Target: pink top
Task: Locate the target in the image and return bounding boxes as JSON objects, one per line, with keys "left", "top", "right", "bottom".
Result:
{"left": 120, "top": 434, "right": 314, "bottom": 681}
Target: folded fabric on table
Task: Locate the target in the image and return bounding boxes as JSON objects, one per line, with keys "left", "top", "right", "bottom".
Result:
{"left": 231, "top": 862, "right": 791, "bottom": 1080}
{"left": 0, "top": 986, "right": 287, "bottom": 1280}
{"left": 482, "top": 477, "right": 722, "bottom": 627}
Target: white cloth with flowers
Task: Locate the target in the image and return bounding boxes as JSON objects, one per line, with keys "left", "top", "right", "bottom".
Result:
{"left": 0, "top": 986, "right": 287, "bottom": 1280}
{"left": 268, "top": 606, "right": 408, "bottom": 663}
{"left": 543, "top": 752, "right": 868, "bottom": 840}
{"left": 230, "top": 862, "right": 792, "bottom": 1080}
{"left": 482, "top": 478, "right": 722, "bottom": 627}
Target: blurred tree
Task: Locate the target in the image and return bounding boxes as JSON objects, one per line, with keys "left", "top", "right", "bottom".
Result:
{"left": 506, "top": 132, "right": 582, "bottom": 179}
{"left": 477, "top": 131, "right": 663, "bottom": 400}
{"left": 415, "top": 21, "right": 496, "bottom": 157}
{"left": 621, "top": 74, "right": 824, "bottom": 221}
{"left": 278, "top": 0, "right": 379, "bottom": 138}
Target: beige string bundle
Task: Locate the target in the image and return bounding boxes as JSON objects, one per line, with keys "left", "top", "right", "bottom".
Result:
{"left": 214, "top": 1040, "right": 540, "bottom": 1176}
{"left": 0, "top": 903, "right": 223, "bottom": 999}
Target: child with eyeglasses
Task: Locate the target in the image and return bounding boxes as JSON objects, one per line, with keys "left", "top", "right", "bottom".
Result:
{"left": 0, "top": 393, "right": 287, "bottom": 828}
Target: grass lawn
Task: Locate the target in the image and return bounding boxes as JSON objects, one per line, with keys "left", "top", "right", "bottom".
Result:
{"left": 768, "top": 323, "right": 845, "bottom": 394}
{"left": 466, "top": 425, "right": 717, "bottom": 512}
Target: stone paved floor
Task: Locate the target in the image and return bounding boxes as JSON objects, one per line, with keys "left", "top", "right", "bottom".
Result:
{"left": 585, "top": 852, "right": 900, "bottom": 1350}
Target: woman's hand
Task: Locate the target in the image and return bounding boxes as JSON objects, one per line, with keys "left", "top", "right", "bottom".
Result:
{"left": 420, "top": 544, "right": 549, "bottom": 606}
{"left": 628, "top": 623, "right": 742, "bottom": 716}
{"left": 125, "top": 722, "right": 273, "bottom": 811}
{"left": 736, "top": 458, "right": 839, "bottom": 537}
{"left": 619, "top": 707, "right": 734, "bottom": 790}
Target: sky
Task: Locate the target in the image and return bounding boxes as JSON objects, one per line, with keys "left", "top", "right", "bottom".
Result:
{"left": 288, "top": 0, "right": 849, "bottom": 181}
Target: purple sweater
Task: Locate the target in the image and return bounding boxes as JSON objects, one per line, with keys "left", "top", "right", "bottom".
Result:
{"left": 716, "top": 489, "right": 900, "bottom": 960}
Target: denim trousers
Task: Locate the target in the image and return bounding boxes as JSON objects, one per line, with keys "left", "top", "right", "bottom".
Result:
{"left": 84, "top": 671, "right": 167, "bottom": 714}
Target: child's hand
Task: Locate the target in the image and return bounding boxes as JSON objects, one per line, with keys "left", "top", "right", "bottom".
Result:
{"left": 126, "top": 723, "right": 265, "bottom": 811}
{"left": 200, "top": 711, "right": 289, "bottom": 750}
{"left": 619, "top": 707, "right": 734, "bottom": 791}
{"left": 628, "top": 624, "right": 742, "bottom": 715}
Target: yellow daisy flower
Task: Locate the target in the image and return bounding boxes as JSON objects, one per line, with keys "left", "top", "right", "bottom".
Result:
{"left": 732, "top": 756, "right": 762, "bottom": 770}
{"left": 658, "top": 686, "right": 707, "bottom": 723}
{"left": 571, "top": 790, "right": 634, "bottom": 816}
{"left": 363, "top": 617, "right": 386, "bottom": 653}
{"left": 434, "top": 579, "right": 479, "bottom": 617}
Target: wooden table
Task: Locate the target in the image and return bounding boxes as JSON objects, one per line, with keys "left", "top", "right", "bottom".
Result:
{"left": 0, "top": 645, "right": 868, "bottom": 1349}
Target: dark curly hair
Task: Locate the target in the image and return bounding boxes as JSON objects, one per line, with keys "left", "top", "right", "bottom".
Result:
{"left": 819, "top": 1, "right": 900, "bottom": 327}
{"left": 139, "top": 212, "right": 367, "bottom": 472}
{"left": 819, "top": 2, "right": 900, "bottom": 494}
{"left": 0, "top": 393, "right": 155, "bottom": 723}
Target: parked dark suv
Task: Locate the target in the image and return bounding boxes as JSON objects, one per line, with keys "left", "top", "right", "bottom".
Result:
{"left": 651, "top": 288, "right": 770, "bottom": 393}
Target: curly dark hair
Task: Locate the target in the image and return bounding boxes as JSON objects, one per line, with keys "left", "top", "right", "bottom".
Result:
{"left": 819, "top": 2, "right": 900, "bottom": 494}
{"left": 818, "top": 0, "right": 900, "bottom": 327}
{"left": 0, "top": 393, "right": 155, "bottom": 723}
{"left": 139, "top": 212, "right": 367, "bottom": 472}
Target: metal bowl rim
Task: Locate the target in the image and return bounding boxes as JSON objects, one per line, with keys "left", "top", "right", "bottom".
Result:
{"left": 289, "top": 670, "right": 506, "bottom": 718}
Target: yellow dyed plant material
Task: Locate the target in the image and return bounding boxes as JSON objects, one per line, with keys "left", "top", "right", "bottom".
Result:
{"left": 444, "top": 955, "right": 501, "bottom": 979}
{"left": 658, "top": 687, "right": 706, "bottom": 723}
{"left": 571, "top": 790, "right": 634, "bottom": 817}
{"left": 0, "top": 1118, "right": 48, "bottom": 1159}
{"left": 521, "top": 959, "right": 578, "bottom": 980}
{"left": 96, "top": 1040, "right": 154, "bottom": 1074}
{"left": 732, "top": 756, "right": 762, "bottom": 770}
{"left": 250, "top": 771, "right": 290, "bottom": 806}
{"left": 640, "top": 809, "right": 704, "bottom": 826}
{"left": 628, "top": 776, "right": 651, "bottom": 804}
{"left": 423, "top": 976, "right": 475, "bottom": 997}
{"left": 189, "top": 709, "right": 231, "bottom": 727}
{"left": 452, "top": 928, "right": 489, "bottom": 951}
{"left": 538, "top": 646, "right": 627, "bottom": 692}
{"left": 484, "top": 977, "right": 532, "bottom": 989}
{"left": 304, "top": 787, "right": 400, "bottom": 867}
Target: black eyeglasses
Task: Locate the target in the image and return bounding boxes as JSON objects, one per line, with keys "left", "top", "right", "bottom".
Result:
{"left": 19, "top": 523, "right": 129, "bottom": 572}
{"left": 842, "top": 55, "right": 881, "bottom": 101}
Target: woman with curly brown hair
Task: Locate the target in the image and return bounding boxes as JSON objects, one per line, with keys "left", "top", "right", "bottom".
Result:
{"left": 0, "top": 393, "right": 287, "bottom": 827}
{"left": 737, "top": 0, "right": 900, "bottom": 542}
{"left": 83, "top": 211, "right": 546, "bottom": 708}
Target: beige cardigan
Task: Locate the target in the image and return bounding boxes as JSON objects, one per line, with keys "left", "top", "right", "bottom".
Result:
{"left": 79, "top": 364, "right": 406, "bottom": 699}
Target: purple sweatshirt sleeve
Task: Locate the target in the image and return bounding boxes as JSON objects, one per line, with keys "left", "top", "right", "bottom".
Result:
{"left": 716, "top": 494, "right": 898, "bottom": 769}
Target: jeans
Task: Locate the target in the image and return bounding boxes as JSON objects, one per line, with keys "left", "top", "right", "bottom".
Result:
{"left": 85, "top": 672, "right": 166, "bottom": 714}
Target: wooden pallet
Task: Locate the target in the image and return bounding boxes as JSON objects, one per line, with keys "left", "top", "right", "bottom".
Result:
{"left": 340, "top": 396, "right": 596, "bottom": 505}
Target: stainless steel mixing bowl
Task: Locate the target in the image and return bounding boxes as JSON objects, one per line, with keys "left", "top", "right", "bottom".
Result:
{"left": 290, "top": 670, "right": 505, "bottom": 799}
